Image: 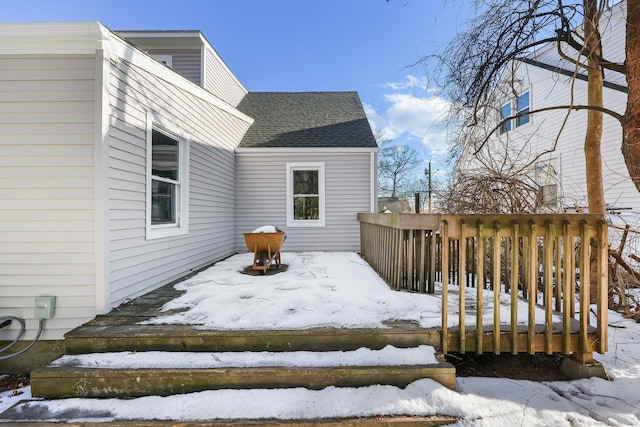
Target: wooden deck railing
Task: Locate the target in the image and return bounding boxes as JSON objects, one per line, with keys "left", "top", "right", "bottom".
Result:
{"left": 358, "top": 213, "right": 608, "bottom": 357}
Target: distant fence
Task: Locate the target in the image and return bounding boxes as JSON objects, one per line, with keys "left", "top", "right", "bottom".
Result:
{"left": 358, "top": 213, "right": 608, "bottom": 356}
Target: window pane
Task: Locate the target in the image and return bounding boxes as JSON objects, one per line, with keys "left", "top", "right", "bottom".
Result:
{"left": 516, "top": 108, "right": 530, "bottom": 127}
{"left": 500, "top": 103, "right": 512, "bottom": 133}
{"left": 152, "top": 130, "right": 179, "bottom": 180}
{"left": 293, "top": 170, "right": 318, "bottom": 195}
{"left": 293, "top": 196, "right": 319, "bottom": 220}
{"left": 151, "top": 180, "right": 176, "bottom": 224}
{"left": 516, "top": 92, "right": 530, "bottom": 127}
{"left": 517, "top": 92, "right": 530, "bottom": 111}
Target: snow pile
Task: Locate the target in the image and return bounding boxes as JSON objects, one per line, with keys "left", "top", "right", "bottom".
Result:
{"left": 250, "top": 225, "right": 282, "bottom": 233}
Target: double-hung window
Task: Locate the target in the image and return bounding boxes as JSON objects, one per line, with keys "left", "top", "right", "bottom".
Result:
{"left": 286, "top": 163, "right": 325, "bottom": 227}
{"left": 500, "top": 103, "right": 512, "bottom": 134}
{"left": 146, "top": 121, "right": 189, "bottom": 239}
{"left": 500, "top": 90, "right": 530, "bottom": 133}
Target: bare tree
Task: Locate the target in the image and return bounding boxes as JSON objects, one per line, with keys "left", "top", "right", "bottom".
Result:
{"left": 378, "top": 142, "right": 422, "bottom": 198}
{"left": 426, "top": 0, "right": 630, "bottom": 215}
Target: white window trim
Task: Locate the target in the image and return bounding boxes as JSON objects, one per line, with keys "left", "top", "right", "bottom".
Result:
{"left": 286, "top": 162, "right": 325, "bottom": 228}
{"left": 145, "top": 113, "right": 190, "bottom": 240}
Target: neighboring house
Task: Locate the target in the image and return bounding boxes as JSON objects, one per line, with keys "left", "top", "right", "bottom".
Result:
{"left": 454, "top": 1, "right": 635, "bottom": 214}
{"left": 0, "top": 22, "right": 377, "bottom": 346}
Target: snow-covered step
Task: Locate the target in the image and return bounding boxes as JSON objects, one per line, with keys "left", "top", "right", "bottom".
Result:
{"left": 31, "top": 345, "right": 456, "bottom": 398}
{"left": 63, "top": 324, "right": 442, "bottom": 354}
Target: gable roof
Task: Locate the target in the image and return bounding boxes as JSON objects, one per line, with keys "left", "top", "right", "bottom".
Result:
{"left": 236, "top": 92, "right": 378, "bottom": 149}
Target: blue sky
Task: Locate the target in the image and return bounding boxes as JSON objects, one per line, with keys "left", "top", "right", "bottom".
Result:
{"left": 3, "top": 0, "right": 469, "bottom": 178}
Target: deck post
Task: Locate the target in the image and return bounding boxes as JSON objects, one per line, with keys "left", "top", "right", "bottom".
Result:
{"left": 419, "top": 230, "right": 426, "bottom": 293}
{"left": 459, "top": 219, "right": 467, "bottom": 354}
{"left": 476, "top": 220, "right": 484, "bottom": 354}
{"left": 562, "top": 221, "right": 572, "bottom": 354}
{"left": 544, "top": 220, "right": 554, "bottom": 354}
{"left": 493, "top": 221, "right": 501, "bottom": 355}
{"left": 579, "top": 220, "right": 590, "bottom": 353}
{"left": 510, "top": 221, "right": 519, "bottom": 354}
{"left": 597, "top": 220, "right": 608, "bottom": 353}
{"left": 441, "top": 220, "right": 449, "bottom": 354}
{"left": 527, "top": 220, "right": 537, "bottom": 354}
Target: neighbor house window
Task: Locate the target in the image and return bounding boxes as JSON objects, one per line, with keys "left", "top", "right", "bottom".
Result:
{"left": 146, "top": 121, "right": 189, "bottom": 239}
{"left": 500, "top": 103, "right": 512, "bottom": 134}
{"left": 286, "top": 163, "right": 325, "bottom": 227}
{"left": 516, "top": 91, "right": 530, "bottom": 127}
{"left": 500, "top": 90, "right": 531, "bottom": 133}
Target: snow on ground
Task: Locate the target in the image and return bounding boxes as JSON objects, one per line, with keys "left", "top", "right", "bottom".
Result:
{"left": 1, "top": 251, "right": 640, "bottom": 425}
{"left": 144, "top": 251, "right": 555, "bottom": 329}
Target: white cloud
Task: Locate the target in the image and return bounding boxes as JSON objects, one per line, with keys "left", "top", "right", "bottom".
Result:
{"left": 364, "top": 81, "right": 451, "bottom": 155}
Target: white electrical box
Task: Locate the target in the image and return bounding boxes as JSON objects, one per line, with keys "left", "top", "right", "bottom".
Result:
{"left": 35, "top": 296, "right": 56, "bottom": 319}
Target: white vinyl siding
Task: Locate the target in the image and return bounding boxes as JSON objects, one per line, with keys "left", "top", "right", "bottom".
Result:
{"left": 144, "top": 49, "right": 202, "bottom": 86}
{"left": 236, "top": 152, "right": 373, "bottom": 252}
{"left": 521, "top": 62, "right": 629, "bottom": 211}
{"left": 203, "top": 46, "right": 247, "bottom": 107}
{"left": 106, "top": 55, "right": 251, "bottom": 306}
{"left": 0, "top": 55, "right": 97, "bottom": 340}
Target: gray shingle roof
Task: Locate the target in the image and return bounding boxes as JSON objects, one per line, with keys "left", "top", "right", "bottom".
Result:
{"left": 236, "top": 92, "right": 378, "bottom": 149}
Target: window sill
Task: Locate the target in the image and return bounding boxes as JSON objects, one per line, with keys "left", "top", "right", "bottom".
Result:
{"left": 145, "top": 225, "right": 189, "bottom": 240}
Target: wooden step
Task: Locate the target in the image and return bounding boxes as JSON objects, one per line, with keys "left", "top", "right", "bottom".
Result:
{"left": 64, "top": 324, "right": 442, "bottom": 354}
{"left": 31, "top": 363, "right": 456, "bottom": 398}
{"left": 0, "top": 412, "right": 457, "bottom": 426}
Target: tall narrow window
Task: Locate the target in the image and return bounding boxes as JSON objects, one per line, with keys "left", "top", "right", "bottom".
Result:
{"left": 516, "top": 91, "right": 530, "bottom": 127}
{"left": 286, "top": 163, "right": 325, "bottom": 227}
{"left": 293, "top": 170, "right": 319, "bottom": 220}
{"left": 146, "top": 121, "right": 189, "bottom": 239}
{"left": 151, "top": 130, "right": 179, "bottom": 225}
{"left": 500, "top": 103, "right": 512, "bottom": 134}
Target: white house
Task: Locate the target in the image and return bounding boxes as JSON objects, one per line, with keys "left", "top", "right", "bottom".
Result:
{"left": 454, "top": 1, "right": 634, "bottom": 214}
{"left": 0, "top": 22, "right": 378, "bottom": 354}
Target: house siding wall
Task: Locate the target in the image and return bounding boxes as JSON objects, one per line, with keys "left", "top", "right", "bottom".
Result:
{"left": 235, "top": 152, "right": 372, "bottom": 253}
{"left": 203, "top": 47, "right": 247, "bottom": 107}
{"left": 142, "top": 48, "right": 202, "bottom": 87}
{"left": 0, "top": 55, "right": 97, "bottom": 340}
{"left": 519, "top": 64, "right": 630, "bottom": 211}
{"left": 106, "top": 55, "right": 251, "bottom": 307}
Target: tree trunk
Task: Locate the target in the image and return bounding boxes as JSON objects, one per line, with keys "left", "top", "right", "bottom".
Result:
{"left": 623, "top": 0, "right": 640, "bottom": 192}
{"left": 584, "top": 0, "right": 606, "bottom": 304}
{"left": 584, "top": 0, "right": 606, "bottom": 215}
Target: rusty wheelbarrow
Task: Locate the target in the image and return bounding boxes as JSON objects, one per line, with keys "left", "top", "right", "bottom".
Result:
{"left": 243, "top": 227, "right": 286, "bottom": 274}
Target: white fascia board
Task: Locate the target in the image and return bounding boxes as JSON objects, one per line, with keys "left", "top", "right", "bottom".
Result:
{"left": 0, "top": 22, "right": 107, "bottom": 54}
{"left": 0, "top": 22, "right": 254, "bottom": 125}
{"left": 235, "top": 147, "right": 380, "bottom": 155}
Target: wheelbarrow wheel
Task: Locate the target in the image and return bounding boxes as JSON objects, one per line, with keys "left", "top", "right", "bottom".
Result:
{"left": 256, "top": 251, "right": 268, "bottom": 274}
